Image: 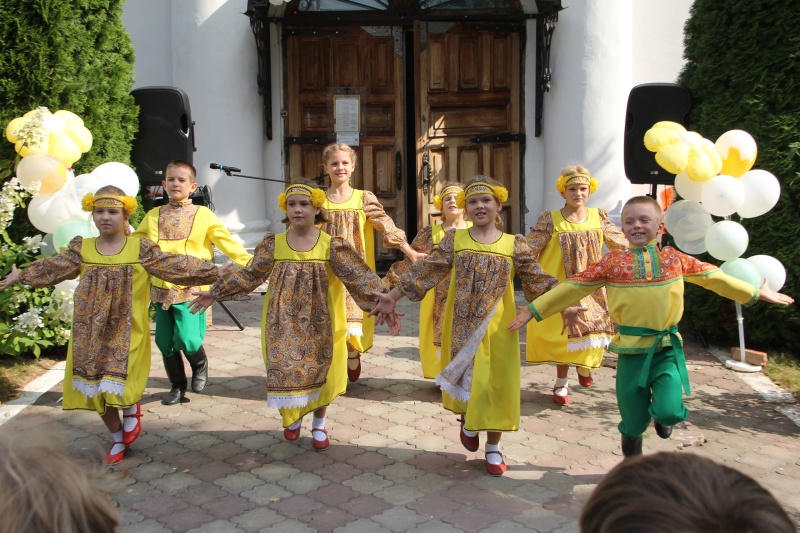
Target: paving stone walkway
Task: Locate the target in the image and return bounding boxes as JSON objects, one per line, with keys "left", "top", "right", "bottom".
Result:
{"left": 4, "top": 294, "right": 799, "bottom": 532}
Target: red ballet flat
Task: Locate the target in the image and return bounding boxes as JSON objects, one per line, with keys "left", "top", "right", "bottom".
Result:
{"left": 122, "top": 402, "right": 143, "bottom": 446}
{"left": 312, "top": 428, "right": 330, "bottom": 451}
{"left": 347, "top": 353, "right": 362, "bottom": 382}
{"left": 459, "top": 416, "right": 479, "bottom": 452}
{"left": 284, "top": 423, "right": 301, "bottom": 442}
{"left": 578, "top": 373, "right": 594, "bottom": 387}
{"left": 106, "top": 441, "right": 128, "bottom": 465}
{"left": 553, "top": 385, "right": 569, "bottom": 405}
{"left": 485, "top": 450, "right": 507, "bottom": 476}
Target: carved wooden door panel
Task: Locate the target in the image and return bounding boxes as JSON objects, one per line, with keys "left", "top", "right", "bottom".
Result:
{"left": 416, "top": 22, "right": 523, "bottom": 234}
{"left": 286, "top": 26, "right": 404, "bottom": 263}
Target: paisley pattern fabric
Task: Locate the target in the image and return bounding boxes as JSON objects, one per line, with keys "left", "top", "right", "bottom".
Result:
{"left": 158, "top": 200, "right": 198, "bottom": 240}
{"left": 525, "top": 208, "right": 627, "bottom": 364}
{"left": 321, "top": 189, "right": 407, "bottom": 352}
{"left": 211, "top": 232, "right": 387, "bottom": 410}
{"left": 19, "top": 236, "right": 218, "bottom": 410}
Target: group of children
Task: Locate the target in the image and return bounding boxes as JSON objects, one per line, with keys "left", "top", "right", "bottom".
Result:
{"left": 0, "top": 142, "right": 794, "bottom": 478}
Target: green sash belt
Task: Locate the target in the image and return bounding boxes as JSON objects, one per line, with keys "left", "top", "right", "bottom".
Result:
{"left": 617, "top": 325, "right": 690, "bottom": 395}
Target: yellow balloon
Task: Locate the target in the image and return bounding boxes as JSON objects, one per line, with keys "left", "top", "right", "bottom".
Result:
{"left": 66, "top": 125, "right": 93, "bottom": 153}
{"left": 16, "top": 136, "right": 49, "bottom": 157}
{"left": 715, "top": 130, "right": 757, "bottom": 178}
{"left": 54, "top": 110, "right": 85, "bottom": 128}
{"left": 48, "top": 130, "right": 82, "bottom": 167}
{"left": 655, "top": 142, "right": 689, "bottom": 175}
{"left": 6, "top": 117, "right": 27, "bottom": 143}
{"left": 643, "top": 121, "right": 687, "bottom": 152}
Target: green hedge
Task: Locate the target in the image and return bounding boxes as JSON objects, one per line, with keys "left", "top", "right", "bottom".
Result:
{"left": 678, "top": 0, "right": 800, "bottom": 355}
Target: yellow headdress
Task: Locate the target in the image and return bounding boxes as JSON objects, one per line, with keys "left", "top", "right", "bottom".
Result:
{"left": 278, "top": 183, "right": 326, "bottom": 212}
{"left": 81, "top": 193, "right": 138, "bottom": 215}
{"left": 433, "top": 184, "right": 464, "bottom": 211}
{"left": 456, "top": 181, "right": 509, "bottom": 209}
{"left": 555, "top": 173, "right": 599, "bottom": 194}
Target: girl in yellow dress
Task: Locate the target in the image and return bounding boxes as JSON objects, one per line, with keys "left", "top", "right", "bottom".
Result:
{"left": 0, "top": 186, "right": 220, "bottom": 465}
{"left": 385, "top": 182, "right": 471, "bottom": 381}
{"left": 320, "top": 143, "right": 425, "bottom": 382}
{"left": 372, "top": 176, "right": 562, "bottom": 476}
{"left": 525, "top": 165, "right": 627, "bottom": 405}
{"left": 190, "top": 179, "right": 398, "bottom": 451}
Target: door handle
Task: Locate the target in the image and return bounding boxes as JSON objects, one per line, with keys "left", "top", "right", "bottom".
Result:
{"left": 421, "top": 152, "right": 432, "bottom": 195}
{"left": 396, "top": 151, "right": 402, "bottom": 191}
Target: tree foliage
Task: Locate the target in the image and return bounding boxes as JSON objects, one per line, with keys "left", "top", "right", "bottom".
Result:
{"left": 678, "top": 0, "right": 800, "bottom": 355}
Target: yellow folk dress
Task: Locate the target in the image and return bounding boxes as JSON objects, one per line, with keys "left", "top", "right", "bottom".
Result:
{"left": 321, "top": 189, "right": 408, "bottom": 354}
{"left": 395, "top": 229, "right": 557, "bottom": 433}
{"left": 525, "top": 208, "right": 627, "bottom": 369}
{"left": 18, "top": 236, "right": 218, "bottom": 414}
{"left": 385, "top": 222, "right": 472, "bottom": 379}
{"left": 209, "top": 231, "right": 388, "bottom": 427}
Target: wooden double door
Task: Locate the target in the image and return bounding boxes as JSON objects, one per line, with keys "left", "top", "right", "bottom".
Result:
{"left": 286, "top": 22, "right": 523, "bottom": 263}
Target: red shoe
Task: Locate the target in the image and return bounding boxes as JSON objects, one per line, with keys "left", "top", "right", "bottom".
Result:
{"left": 485, "top": 451, "right": 507, "bottom": 476}
{"left": 347, "top": 353, "right": 362, "bottom": 382}
{"left": 312, "top": 428, "right": 330, "bottom": 451}
{"left": 284, "top": 424, "right": 301, "bottom": 441}
{"left": 122, "top": 402, "right": 143, "bottom": 446}
{"left": 578, "top": 373, "right": 594, "bottom": 387}
{"left": 553, "top": 385, "right": 569, "bottom": 405}
{"left": 106, "top": 441, "right": 128, "bottom": 465}
{"left": 459, "top": 416, "right": 479, "bottom": 452}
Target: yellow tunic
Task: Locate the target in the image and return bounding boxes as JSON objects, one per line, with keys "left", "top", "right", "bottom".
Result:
{"left": 528, "top": 241, "right": 760, "bottom": 355}
{"left": 396, "top": 229, "right": 557, "bottom": 433}
{"left": 525, "top": 208, "right": 627, "bottom": 368}
{"left": 385, "top": 222, "right": 472, "bottom": 378}
{"left": 321, "top": 189, "right": 408, "bottom": 353}
{"left": 133, "top": 201, "right": 252, "bottom": 305}
{"left": 210, "top": 231, "right": 388, "bottom": 427}
{"left": 18, "top": 236, "right": 218, "bottom": 414}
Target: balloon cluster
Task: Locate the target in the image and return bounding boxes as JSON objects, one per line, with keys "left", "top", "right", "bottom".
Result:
{"left": 5, "top": 107, "right": 140, "bottom": 253}
{"left": 645, "top": 122, "right": 785, "bottom": 291}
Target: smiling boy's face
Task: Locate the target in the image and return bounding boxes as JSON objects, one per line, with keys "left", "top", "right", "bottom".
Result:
{"left": 621, "top": 201, "right": 664, "bottom": 247}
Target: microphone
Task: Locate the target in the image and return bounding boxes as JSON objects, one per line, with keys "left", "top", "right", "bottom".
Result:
{"left": 210, "top": 163, "right": 241, "bottom": 173}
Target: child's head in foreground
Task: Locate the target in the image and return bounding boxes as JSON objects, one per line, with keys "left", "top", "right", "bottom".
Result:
{"left": 620, "top": 195, "right": 664, "bottom": 247}
{"left": 580, "top": 451, "right": 796, "bottom": 533}
{"left": 163, "top": 160, "right": 198, "bottom": 201}
{"left": 82, "top": 185, "right": 137, "bottom": 237}
{"left": 0, "top": 429, "right": 120, "bottom": 533}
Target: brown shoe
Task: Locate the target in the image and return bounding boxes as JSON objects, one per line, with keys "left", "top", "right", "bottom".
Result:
{"left": 347, "top": 353, "right": 362, "bottom": 382}
{"left": 459, "top": 416, "right": 479, "bottom": 452}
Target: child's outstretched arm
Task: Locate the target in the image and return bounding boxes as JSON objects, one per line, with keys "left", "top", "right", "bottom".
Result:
{"left": 758, "top": 280, "right": 794, "bottom": 306}
{"left": 0, "top": 265, "right": 20, "bottom": 290}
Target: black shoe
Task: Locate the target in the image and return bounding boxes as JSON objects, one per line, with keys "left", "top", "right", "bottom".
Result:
{"left": 185, "top": 346, "right": 209, "bottom": 393}
{"left": 654, "top": 421, "right": 673, "bottom": 439}
{"left": 161, "top": 353, "right": 188, "bottom": 405}
{"left": 621, "top": 435, "right": 643, "bottom": 457}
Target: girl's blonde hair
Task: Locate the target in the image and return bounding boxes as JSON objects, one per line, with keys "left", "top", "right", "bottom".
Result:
{"left": 433, "top": 181, "right": 464, "bottom": 211}
{"left": 556, "top": 162, "right": 598, "bottom": 194}
{"left": 322, "top": 143, "right": 358, "bottom": 167}
{"left": 280, "top": 178, "right": 329, "bottom": 225}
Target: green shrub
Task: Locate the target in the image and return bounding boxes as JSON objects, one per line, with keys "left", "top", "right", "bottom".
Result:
{"left": 678, "top": 0, "right": 800, "bottom": 355}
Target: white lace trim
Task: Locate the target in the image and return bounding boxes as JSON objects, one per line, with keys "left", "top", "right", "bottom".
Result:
{"left": 72, "top": 378, "right": 125, "bottom": 398}
{"left": 267, "top": 389, "right": 321, "bottom": 410}
{"left": 346, "top": 325, "right": 364, "bottom": 337}
{"left": 435, "top": 375, "right": 471, "bottom": 403}
{"left": 567, "top": 335, "right": 611, "bottom": 352}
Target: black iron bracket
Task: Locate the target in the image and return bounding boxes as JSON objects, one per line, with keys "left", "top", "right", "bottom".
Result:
{"left": 535, "top": 4, "right": 562, "bottom": 137}
{"left": 469, "top": 133, "right": 526, "bottom": 144}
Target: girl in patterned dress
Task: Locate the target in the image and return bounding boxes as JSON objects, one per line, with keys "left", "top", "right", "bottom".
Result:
{"left": 0, "top": 186, "right": 220, "bottom": 465}
{"left": 190, "top": 180, "right": 399, "bottom": 451}
{"left": 320, "top": 143, "right": 425, "bottom": 383}
{"left": 372, "top": 176, "right": 566, "bottom": 476}
{"left": 385, "top": 182, "right": 471, "bottom": 382}
{"left": 525, "top": 164, "right": 627, "bottom": 405}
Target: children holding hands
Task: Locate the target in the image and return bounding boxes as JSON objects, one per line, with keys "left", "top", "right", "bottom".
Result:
{"left": 509, "top": 196, "right": 794, "bottom": 457}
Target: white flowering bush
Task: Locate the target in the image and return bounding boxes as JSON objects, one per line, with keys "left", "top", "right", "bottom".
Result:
{"left": 0, "top": 175, "right": 72, "bottom": 357}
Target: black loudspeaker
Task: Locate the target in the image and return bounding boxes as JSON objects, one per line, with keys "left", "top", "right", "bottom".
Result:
{"left": 131, "top": 87, "right": 196, "bottom": 187}
{"left": 624, "top": 83, "right": 691, "bottom": 185}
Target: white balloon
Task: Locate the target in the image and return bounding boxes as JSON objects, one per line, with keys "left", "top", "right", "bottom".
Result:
{"left": 27, "top": 192, "right": 77, "bottom": 234}
{"left": 61, "top": 172, "right": 107, "bottom": 206}
{"left": 705, "top": 220, "right": 749, "bottom": 261}
{"left": 53, "top": 278, "right": 78, "bottom": 295}
{"left": 664, "top": 200, "right": 713, "bottom": 241}
{"left": 91, "top": 162, "right": 140, "bottom": 196}
{"left": 746, "top": 254, "right": 786, "bottom": 292}
{"left": 700, "top": 175, "right": 745, "bottom": 217}
{"left": 674, "top": 172, "right": 704, "bottom": 202}
{"left": 736, "top": 169, "right": 781, "bottom": 218}
{"left": 672, "top": 234, "right": 707, "bottom": 254}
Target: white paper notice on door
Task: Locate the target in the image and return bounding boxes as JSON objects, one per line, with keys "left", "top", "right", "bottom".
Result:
{"left": 334, "top": 95, "right": 360, "bottom": 146}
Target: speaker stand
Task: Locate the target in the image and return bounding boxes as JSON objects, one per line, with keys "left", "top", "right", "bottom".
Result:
{"left": 217, "top": 301, "right": 245, "bottom": 331}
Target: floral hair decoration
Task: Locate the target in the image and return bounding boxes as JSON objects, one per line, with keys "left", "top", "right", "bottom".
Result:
{"left": 81, "top": 193, "right": 138, "bottom": 215}
{"left": 433, "top": 184, "right": 464, "bottom": 211}
{"left": 555, "top": 173, "right": 599, "bottom": 194}
{"left": 278, "top": 183, "right": 326, "bottom": 212}
{"left": 456, "top": 181, "right": 509, "bottom": 209}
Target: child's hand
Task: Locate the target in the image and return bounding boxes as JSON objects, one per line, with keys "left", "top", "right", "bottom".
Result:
{"left": 189, "top": 291, "right": 215, "bottom": 314}
{"left": 369, "top": 289, "right": 400, "bottom": 319}
{"left": 758, "top": 280, "right": 794, "bottom": 306}
{"left": 560, "top": 306, "right": 590, "bottom": 335}
{"left": 384, "top": 311, "right": 403, "bottom": 336}
{"left": 406, "top": 249, "right": 428, "bottom": 264}
{"left": 0, "top": 265, "right": 20, "bottom": 290}
{"left": 217, "top": 262, "right": 234, "bottom": 277}
{"left": 507, "top": 305, "right": 534, "bottom": 331}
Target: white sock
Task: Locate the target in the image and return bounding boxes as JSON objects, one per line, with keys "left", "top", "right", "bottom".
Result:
{"left": 288, "top": 418, "right": 302, "bottom": 431}
{"left": 577, "top": 367, "right": 591, "bottom": 377}
{"left": 485, "top": 443, "right": 502, "bottom": 465}
{"left": 462, "top": 427, "right": 478, "bottom": 438}
{"left": 110, "top": 430, "right": 126, "bottom": 455}
{"left": 554, "top": 377, "right": 568, "bottom": 396}
{"left": 312, "top": 416, "right": 326, "bottom": 441}
{"left": 122, "top": 405, "right": 138, "bottom": 432}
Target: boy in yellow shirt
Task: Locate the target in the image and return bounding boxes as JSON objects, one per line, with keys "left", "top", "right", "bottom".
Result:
{"left": 510, "top": 196, "right": 793, "bottom": 457}
{"left": 134, "top": 161, "right": 252, "bottom": 405}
